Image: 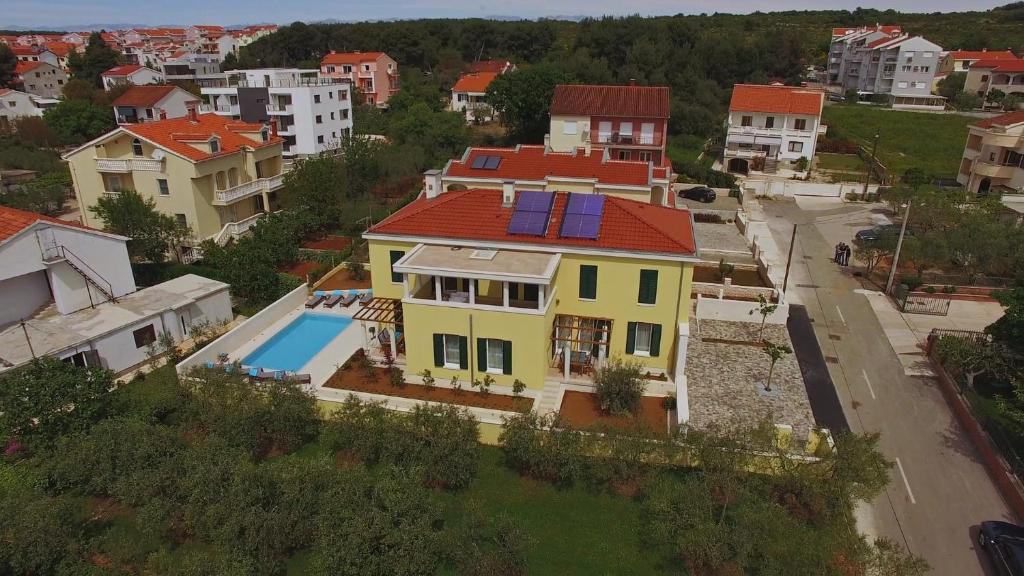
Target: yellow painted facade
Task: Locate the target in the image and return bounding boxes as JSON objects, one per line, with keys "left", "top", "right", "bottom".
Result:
{"left": 65, "top": 129, "right": 284, "bottom": 240}
{"left": 366, "top": 237, "right": 694, "bottom": 391}
{"left": 548, "top": 114, "right": 591, "bottom": 152}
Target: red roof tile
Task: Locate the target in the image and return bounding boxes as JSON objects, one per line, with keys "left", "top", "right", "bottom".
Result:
{"left": 321, "top": 51, "right": 387, "bottom": 65}
{"left": 121, "top": 113, "right": 281, "bottom": 162}
{"left": 973, "top": 110, "right": 1024, "bottom": 129}
{"left": 452, "top": 72, "right": 498, "bottom": 94}
{"left": 14, "top": 61, "right": 43, "bottom": 75}
{"left": 0, "top": 205, "right": 91, "bottom": 244}
{"left": 971, "top": 58, "right": 1024, "bottom": 73}
{"left": 369, "top": 189, "right": 695, "bottom": 257}
{"left": 10, "top": 46, "right": 39, "bottom": 56}
{"left": 950, "top": 50, "right": 1017, "bottom": 61}
{"left": 469, "top": 60, "right": 510, "bottom": 73}
{"left": 113, "top": 85, "right": 194, "bottom": 108}
{"left": 550, "top": 84, "right": 670, "bottom": 118}
{"left": 446, "top": 145, "right": 660, "bottom": 186}
{"left": 43, "top": 42, "right": 75, "bottom": 57}
{"left": 102, "top": 64, "right": 145, "bottom": 77}
{"left": 729, "top": 84, "right": 824, "bottom": 116}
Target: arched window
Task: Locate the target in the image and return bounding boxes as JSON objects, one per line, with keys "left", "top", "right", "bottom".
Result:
{"left": 228, "top": 167, "right": 239, "bottom": 188}
{"left": 215, "top": 171, "right": 227, "bottom": 190}
{"left": 131, "top": 138, "right": 143, "bottom": 156}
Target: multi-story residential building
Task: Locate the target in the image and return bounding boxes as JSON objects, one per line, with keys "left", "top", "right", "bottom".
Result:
{"left": 112, "top": 85, "right": 200, "bottom": 124}
{"left": 940, "top": 49, "right": 1018, "bottom": 74}
{"left": 547, "top": 84, "right": 671, "bottom": 166}
{"left": 201, "top": 68, "right": 353, "bottom": 159}
{"left": 101, "top": 64, "right": 166, "bottom": 91}
{"left": 161, "top": 53, "right": 223, "bottom": 88}
{"left": 838, "top": 34, "right": 945, "bottom": 109}
{"left": 14, "top": 62, "right": 67, "bottom": 99}
{"left": 450, "top": 72, "right": 498, "bottom": 121}
{"left": 436, "top": 144, "right": 673, "bottom": 206}
{"left": 62, "top": 108, "right": 286, "bottom": 251}
{"left": 319, "top": 51, "right": 399, "bottom": 106}
{"left": 827, "top": 25, "right": 902, "bottom": 84}
{"left": 361, "top": 175, "right": 698, "bottom": 399}
{"left": 10, "top": 46, "right": 60, "bottom": 68}
{"left": 0, "top": 88, "right": 47, "bottom": 128}
{"left": 957, "top": 110, "right": 1024, "bottom": 196}
{"left": 723, "top": 84, "right": 824, "bottom": 174}
{"left": 965, "top": 57, "right": 1024, "bottom": 101}
{"left": 231, "top": 25, "right": 278, "bottom": 48}
{"left": 0, "top": 205, "right": 232, "bottom": 373}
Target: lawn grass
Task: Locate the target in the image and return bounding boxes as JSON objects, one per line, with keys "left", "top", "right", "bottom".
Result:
{"left": 822, "top": 105, "right": 975, "bottom": 179}
{"left": 440, "top": 447, "right": 666, "bottom": 576}
{"left": 815, "top": 152, "right": 867, "bottom": 173}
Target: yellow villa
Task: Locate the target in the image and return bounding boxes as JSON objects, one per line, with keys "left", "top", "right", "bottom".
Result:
{"left": 62, "top": 107, "right": 286, "bottom": 255}
{"left": 359, "top": 173, "right": 699, "bottom": 415}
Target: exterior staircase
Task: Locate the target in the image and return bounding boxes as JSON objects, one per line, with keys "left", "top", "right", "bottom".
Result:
{"left": 535, "top": 381, "right": 563, "bottom": 417}
{"left": 763, "top": 157, "right": 778, "bottom": 174}
{"left": 41, "top": 245, "right": 116, "bottom": 303}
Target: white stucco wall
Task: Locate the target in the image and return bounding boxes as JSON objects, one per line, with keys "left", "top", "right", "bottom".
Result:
{"left": 0, "top": 271, "right": 50, "bottom": 328}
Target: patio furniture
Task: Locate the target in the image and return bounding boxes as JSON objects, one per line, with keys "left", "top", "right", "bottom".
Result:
{"left": 285, "top": 373, "right": 312, "bottom": 384}
{"left": 569, "top": 350, "right": 592, "bottom": 375}
{"left": 323, "top": 293, "right": 344, "bottom": 308}
{"left": 305, "top": 294, "right": 326, "bottom": 308}
{"left": 358, "top": 291, "right": 373, "bottom": 305}
{"left": 339, "top": 293, "right": 358, "bottom": 307}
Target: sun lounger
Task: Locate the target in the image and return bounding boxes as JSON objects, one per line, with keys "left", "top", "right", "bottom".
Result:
{"left": 358, "top": 291, "right": 372, "bottom": 305}
{"left": 285, "top": 373, "right": 312, "bottom": 384}
{"left": 305, "top": 294, "right": 326, "bottom": 308}
{"left": 323, "top": 293, "right": 344, "bottom": 308}
{"left": 339, "top": 293, "right": 358, "bottom": 307}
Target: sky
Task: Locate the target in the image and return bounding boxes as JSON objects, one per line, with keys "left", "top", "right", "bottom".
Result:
{"left": 0, "top": 0, "right": 1008, "bottom": 28}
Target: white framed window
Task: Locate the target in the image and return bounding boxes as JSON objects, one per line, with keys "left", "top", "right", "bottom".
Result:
{"left": 619, "top": 121, "right": 633, "bottom": 137}
{"left": 342, "top": 65, "right": 352, "bottom": 73}
{"left": 638, "top": 151, "right": 652, "bottom": 162}
{"left": 157, "top": 178, "right": 169, "bottom": 196}
{"left": 131, "top": 138, "right": 143, "bottom": 156}
{"left": 444, "top": 334, "right": 461, "bottom": 369}
{"left": 788, "top": 141, "right": 803, "bottom": 153}
{"left": 598, "top": 121, "right": 612, "bottom": 141}
{"left": 485, "top": 338, "right": 504, "bottom": 374}
{"left": 640, "top": 122, "right": 655, "bottom": 144}
{"left": 897, "top": 81, "right": 908, "bottom": 89}
{"left": 618, "top": 150, "right": 630, "bottom": 160}
{"left": 634, "top": 323, "right": 653, "bottom": 356}
{"left": 793, "top": 118, "right": 807, "bottom": 130}
{"left": 107, "top": 175, "right": 122, "bottom": 192}
{"left": 563, "top": 120, "right": 577, "bottom": 135}
{"left": 209, "top": 138, "right": 220, "bottom": 153}
{"left": 923, "top": 51, "right": 933, "bottom": 58}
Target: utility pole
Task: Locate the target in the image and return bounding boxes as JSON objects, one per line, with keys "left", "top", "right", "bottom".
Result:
{"left": 20, "top": 319, "right": 36, "bottom": 360}
{"left": 862, "top": 131, "right": 880, "bottom": 200}
{"left": 781, "top": 224, "right": 797, "bottom": 295}
{"left": 885, "top": 200, "right": 912, "bottom": 295}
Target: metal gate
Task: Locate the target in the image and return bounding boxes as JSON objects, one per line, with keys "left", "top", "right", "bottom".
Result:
{"left": 892, "top": 284, "right": 950, "bottom": 316}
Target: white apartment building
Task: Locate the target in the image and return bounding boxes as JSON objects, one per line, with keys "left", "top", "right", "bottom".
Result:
{"left": 0, "top": 205, "right": 232, "bottom": 374}
{"left": 201, "top": 68, "right": 353, "bottom": 159}
{"left": 835, "top": 33, "right": 945, "bottom": 109}
{"left": 162, "top": 53, "right": 224, "bottom": 88}
{"left": 724, "top": 84, "right": 825, "bottom": 174}
{"left": 101, "top": 64, "right": 165, "bottom": 91}
{"left": 827, "top": 25, "right": 902, "bottom": 84}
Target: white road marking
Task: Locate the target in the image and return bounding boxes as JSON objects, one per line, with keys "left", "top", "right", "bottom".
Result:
{"left": 862, "top": 369, "right": 876, "bottom": 400}
{"left": 835, "top": 305, "right": 846, "bottom": 325}
{"left": 895, "top": 458, "right": 917, "bottom": 504}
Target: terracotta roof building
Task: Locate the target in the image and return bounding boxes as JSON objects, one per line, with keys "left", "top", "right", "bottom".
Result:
{"left": 111, "top": 85, "right": 200, "bottom": 124}
{"left": 958, "top": 109, "right": 1024, "bottom": 198}
{"left": 728, "top": 84, "right": 824, "bottom": 116}
{"left": 550, "top": 84, "right": 670, "bottom": 118}
{"left": 319, "top": 51, "right": 399, "bottom": 106}
{"left": 450, "top": 71, "right": 501, "bottom": 122}
{"left": 724, "top": 84, "right": 825, "bottom": 171}
{"left": 964, "top": 56, "right": 1024, "bottom": 101}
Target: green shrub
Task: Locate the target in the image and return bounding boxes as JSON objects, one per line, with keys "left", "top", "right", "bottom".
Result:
{"left": 449, "top": 509, "right": 529, "bottom": 576}
{"left": 512, "top": 379, "right": 526, "bottom": 397}
{"left": 901, "top": 276, "right": 924, "bottom": 292}
{"left": 389, "top": 367, "right": 405, "bottom": 388}
{"left": 498, "top": 412, "right": 590, "bottom": 485}
{"left": 593, "top": 357, "right": 646, "bottom": 415}
{"left": 420, "top": 369, "right": 435, "bottom": 388}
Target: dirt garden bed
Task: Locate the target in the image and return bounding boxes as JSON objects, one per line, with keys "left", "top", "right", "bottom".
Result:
{"left": 302, "top": 235, "right": 351, "bottom": 251}
{"left": 279, "top": 260, "right": 320, "bottom": 278}
{"left": 558, "top": 390, "right": 670, "bottom": 435}
{"left": 323, "top": 353, "right": 532, "bottom": 413}
{"left": 316, "top": 267, "right": 372, "bottom": 291}
{"left": 693, "top": 265, "right": 769, "bottom": 287}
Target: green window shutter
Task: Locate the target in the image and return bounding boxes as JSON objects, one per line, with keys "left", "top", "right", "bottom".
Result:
{"left": 389, "top": 250, "right": 405, "bottom": 283}
{"left": 626, "top": 322, "right": 637, "bottom": 354}
{"left": 458, "top": 336, "right": 468, "bottom": 369}
{"left": 502, "top": 340, "right": 513, "bottom": 375}
{"left": 579, "top": 265, "right": 597, "bottom": 299}
{"left": 432, "top": 334, "right": 444, "bottom": 367}
{"left": 650, "top": 324, "right": 662, "bottom": 357}
{"left": 639, "top": 269, "right": 658, "bottom": 304}
{"left": 477, "top": 338, "right": 487, "bottom": 372}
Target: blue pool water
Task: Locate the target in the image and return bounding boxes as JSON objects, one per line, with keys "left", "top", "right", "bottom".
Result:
{"left": 243, "top": 313, "right": 353, "bottom": 372}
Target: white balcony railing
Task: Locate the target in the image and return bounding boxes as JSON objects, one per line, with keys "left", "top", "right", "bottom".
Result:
{"left": 210, "top": 212, "right": 268, "bottom": 246}
{"left": 213, "top": 174, "right": 285, "bottom": 205}
{"left": 94, "top": 157, "right": 164, "bottom": 172}
{"left": 266, "top": 103, "right": 293, "bottom": 114}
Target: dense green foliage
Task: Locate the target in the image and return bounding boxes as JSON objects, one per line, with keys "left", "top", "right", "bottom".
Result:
{"left": 43, "top": 96, "right": 116, "bottom": 145}
{"left": 66, "top": 32, "right": 122, "bottom": 88}
{"left": 0, "top": 170, "right": 69, "bottom": 215}
{"left": 91, "top": 189, "right": 190, "bottom": 263}
{"left": 0, "top": 43, "right": 16, "bottom": 88}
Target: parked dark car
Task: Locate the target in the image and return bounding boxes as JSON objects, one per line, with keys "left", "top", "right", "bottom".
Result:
{"left": 979, "top": 521, "right": 1024, "bottom": 575}
{"left": 827, "top": 93, "right": 845, "bottom": 102}
{"left": 680, "top": 186, "right": 717, "bottom": 203}
{"left": 854, "top": 224, "right": 905, "bottom": 243}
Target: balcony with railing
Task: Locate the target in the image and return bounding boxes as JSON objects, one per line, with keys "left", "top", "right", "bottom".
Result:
{"left": 266, "top": 103, "right": 293, "bottom": 115}
{"left": 973, "top": 160, "right": 1021, "bottom": 179}
{"left": 210, "top": 211, "right": 271, "bottom": 245}
{"left": 94, "top": 157, "right": 164, "bottom": 172}
{"left": 212, "top": 174, "right": 286, "bottom": 205}
{"left": 592, "top": 131, "right": 663, "bottom": 147}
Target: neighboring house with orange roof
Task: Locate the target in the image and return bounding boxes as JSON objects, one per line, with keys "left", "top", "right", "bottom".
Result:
{"left": 964, "top": 57, "right": 1024, "bottom": 102}
{"left": 101, "top": 64, "right": 166, "bottom": 91}
{"left": 547, "top": 84, "right": 671, "bottom": 166}
{"left": 319, "top": 51, "right": 399, "bottom": 106}
{"left": 10, "top": 45, "right": 60, "bottom": 68}
{"left": 42, "top": 42, "right": 79, "bottom": 70}
{"left": 112, "top": 85, "right": 200, "bottom": 124}
{"left": 957, "top": 110, "right": 1024, "bottom": 199}
{"left": 450, "top": 72, "right": 499, "bottom": 121}
{"left": 62, "top": 108, "right": 286, "bottom": 247}
{"left": 940, "top": 49, "right": 1018, "bottom": 74}
{"left": 468, "top": 59, "right": 515, "bottom": 74}
{"left": 436, "top": 145, "right": 673, "bottom": 205}
{"left": 0, "top": 206, "right": 232, "bottom": 374}
{"left": 724, "top": 84, "right": 824, "bottom": 173}
{"left": 14, "top": 61, "right": 67, "bottom": 99}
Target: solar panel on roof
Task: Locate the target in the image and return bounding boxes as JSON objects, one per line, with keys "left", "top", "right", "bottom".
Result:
{"left": 515, "top": 190, "right": 554, "bottom": 213}
{"left": 483, "top": 156, "right": 502, "bottom": 170}
{"left": 560, "top": 213, "right": 602, "bottom": 239}
{"left": 508, "top": 210, "right": 550, "bottom": 236}
{"left": 565, "top": 193, "right": 605, "bottom": 216}
{"left": 470, "top": 155, "right": 488, "bottom": 169}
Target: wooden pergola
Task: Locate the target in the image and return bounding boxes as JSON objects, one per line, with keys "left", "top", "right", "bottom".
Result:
{"left": 551, "top": 314, "right": 612, "bottom": 373}
{"left": 352, "top": 297, "right": 404, "bottom": 325}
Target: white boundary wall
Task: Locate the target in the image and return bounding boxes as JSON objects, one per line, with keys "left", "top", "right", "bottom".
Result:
{"left": 176, "top": 284, "right": 308, "bottom": 374}
{"left": 745, "top": 179, "right": 880, "bottom": 198}
{"left": 695, "top": 293, "right": 789, "bottom": 324}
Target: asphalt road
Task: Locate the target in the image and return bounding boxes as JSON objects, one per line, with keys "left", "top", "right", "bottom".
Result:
{"left": 762, "top": 199, "right": 1013, "bottom": 576}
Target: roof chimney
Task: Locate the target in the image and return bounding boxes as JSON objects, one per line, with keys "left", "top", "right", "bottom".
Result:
{"left": 185, "top": 101, "right": 198, "bottom": 123}
{"left": 629, "top": 78, "right": 636, "bottom": 86}
{"left": 270, "top": 118, "right": 278, "bottom": 137}
{"left": 423, "top": 169, "right": 442, "bottom": 199}
{"left": 158, "top": 109, "right": 167, "bottom": 120}
{"left": 502, "top": 180, "right": 515, "bottom": 208}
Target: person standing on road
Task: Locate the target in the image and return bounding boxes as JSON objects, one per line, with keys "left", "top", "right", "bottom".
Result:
{"left": 843, "top": 243, "right": 852, "bottom": 267}
{"left": 834, "top": 243, "right": 842, "bottom": 263}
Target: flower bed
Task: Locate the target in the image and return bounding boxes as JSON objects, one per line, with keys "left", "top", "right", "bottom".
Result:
{"left": 323, "top": 360, "right": 532, "bottom": 413}
{"left": 302, "top": 235, "right": 351, "bottom": 251}
{"left": 557, "top": 390, "right": 670, "bottom": 435}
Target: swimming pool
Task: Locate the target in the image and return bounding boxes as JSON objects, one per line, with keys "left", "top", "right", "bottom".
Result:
{"left": 243, "top": 312, "right": 353, "bottom": 372}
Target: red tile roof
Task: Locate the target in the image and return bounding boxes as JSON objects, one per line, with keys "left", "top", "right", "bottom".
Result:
{"left": 43, "top": 42, "right": 75, "bottom": 57}
{"left": 469, "top": 60, "right": 510, "bottom": 73}
{"left": 445, "top": 145, "right": 660, "bottom": 186}
{"left": 14, "top": 61, "right": 43, "bottom": 75}
{"left": 121, "top": 113, "right": 281, "bottom": 162}
{"left": 950, "top": 50, "right": 1017, "bottom": 61}
{"left": 321, "top": 51, "right": 387, "bottom": 65}
{"left": 971, "top": 58, "right": 1024, "bottom": 73}
{"left": 452, "top": 72, "right": 498, "bottom": 94}
{"left": 867, "top": 36, "right": 898, "bottom": 49}
{"left": 10, "top": 46, "right": 39, "bottom": 56}
{"left": 729, "top": 84, "right": 824, "bottom": 116}
{"left": 0, "top": 205, "right": 90, "bottom": 244}
{"left": 369, "top": 189, "right": 695, "bottom": 256}
{"left": 550, "top": 84, "right": 670, "bottom": 118}
{"left": 102, "top": 64, "right": 145, "bottom": 77}
{"left": 973, "top": 110, "right": 1024, "bottom": 129}
{"left": 113, "top": 85, "right": 194, "bottom": 108}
